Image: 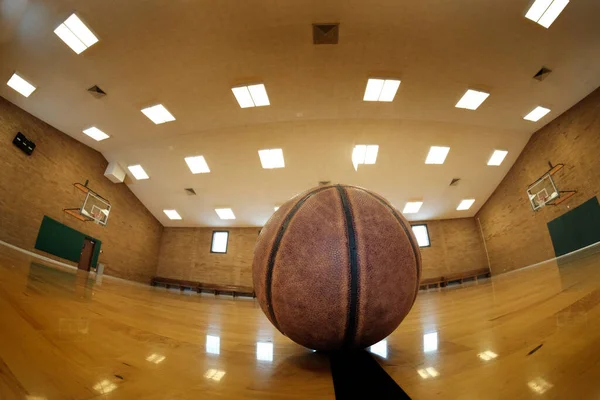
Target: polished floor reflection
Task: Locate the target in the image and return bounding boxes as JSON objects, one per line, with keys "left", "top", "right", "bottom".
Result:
{"left": 1, "top": 243, "right": 599, "bottom": 399}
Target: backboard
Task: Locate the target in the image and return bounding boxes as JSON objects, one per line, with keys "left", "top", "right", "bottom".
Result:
{"left": 527, "top": 173, "right": 559, "bottom": 211}
{"left": 81, "top": 192, "right": 111, "bottom": 225}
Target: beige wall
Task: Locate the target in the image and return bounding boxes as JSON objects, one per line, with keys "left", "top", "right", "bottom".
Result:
{"left": 416, "top": 218, "right": 489, "bottom": 280}
{"left": 156, "top": 218, "right": 488, "bottom": 286}
{"left": 477, "top": 87, "right": 600, "bottom": 275}
{"left": 0, "top": 96, "right": 163, "bottom": 283}
{"left": 156, "top": 227, "right": 259, "bottom": 287}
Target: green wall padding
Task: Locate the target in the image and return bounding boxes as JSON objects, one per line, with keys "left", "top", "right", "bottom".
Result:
{"left": 35, "top": 216, "right": 101, "bottom": 268}
{"left": 547, "top": 197, "right": 600, "bottom": 257}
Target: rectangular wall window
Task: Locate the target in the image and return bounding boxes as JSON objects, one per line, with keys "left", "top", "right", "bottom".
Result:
{"left": 211, "top": 231, "right": 229, "bottom": 253}
{"left": 411, "top": 224, "right": 430, "bottom": 248}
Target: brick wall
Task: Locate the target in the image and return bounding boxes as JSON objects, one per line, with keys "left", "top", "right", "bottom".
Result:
{"left": 0, "top": 96, "right": 163, "bottom": 283}
{"left": 476, "top": 87, "right": 600, "bottom": 274}
{"left": 156, "top": 227, "right": 260, "bottom": 286}
{"left": 416, "top": 218, "right": 489, "bottom": 279}
{"left": 156, "top": 218, "right": 488, "bottom": 286}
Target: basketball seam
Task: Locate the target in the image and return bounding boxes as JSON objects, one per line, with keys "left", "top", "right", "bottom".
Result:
{"left": 356, "top": 188, "right": 422, "bottom": 305}
{"left": 264, "top": 186, "right": 334, "bottom": 333}
{"left": 336, "top": 185, "right": 359, "bottom": 348}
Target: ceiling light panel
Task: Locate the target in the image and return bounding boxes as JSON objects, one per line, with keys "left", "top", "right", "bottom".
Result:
{"left": 525, "top": 0, "right": 569, "bottom": 28}
{"left": 403, "top": 201, "right": 423, "bottom": 214}
{"left": 363, "top": 79, "right": 401, "bottom": 102}
{"left": 457, "top": 199, "right": 475, "bottom": 211}
{"left": 455, "top": 89, "right": 490, "bottom": 110}
{"left": 352, "top": 144, "right": 379, "bottom": 170}
{"left": 523, "top": 106, "right": 551, "bottom": 122}
{"left": 82, "top": 127, "right": 109, "bottom": 141}
{"left": 232, "top": 84, "right": 270, "bottom": 108}
{"left": 487, "top": 150, "right": 508, "bottom": 166}
{"left": 6, "top": 73, "right": 36, "bottom": 97}
{"left": 258, "top": 148, "right": 285, "bottom": 169}
{"left": 184, "top": 156, "right": 210, "bottom": 174}
{"left": 127, "top": 164, "right": 149, "bottom": 180}
{"left": 163, "top": 209, "right": 182, "bottom": 220}
{"left": 215, "top": 208, "right": 235, "bottom": 220}
{"left": 141, "top": 104, "right": 175, "bottom": 124}
{"left": 54, "top": 13, "right": 98, "bottom": 54}
{"left": 425, "top": 146, "right": 450, "bottom": 164}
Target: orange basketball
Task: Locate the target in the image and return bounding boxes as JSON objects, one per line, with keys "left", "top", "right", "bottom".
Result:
{"left": 252, "top": 184, "right": 421, "bottom": 351}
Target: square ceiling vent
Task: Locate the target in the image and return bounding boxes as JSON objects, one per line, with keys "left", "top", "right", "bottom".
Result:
{"left": 313, "top": 23, "right": 339, "bottom": 44}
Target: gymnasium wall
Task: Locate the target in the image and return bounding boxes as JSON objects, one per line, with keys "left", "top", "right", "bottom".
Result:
{"left": 155, "top": 218, "right": 488, "bottom": 286}
{"left": 0, "top": 96, "right": 163, "bottom": 282}
{"left": 156, "top": 227, "right": 260, "bottom": 287}
{"left": 476, "top": 87, "right": 600, "bottom": 275}
{"left": 416, "top": 218, "right": 489, "bottom": 279}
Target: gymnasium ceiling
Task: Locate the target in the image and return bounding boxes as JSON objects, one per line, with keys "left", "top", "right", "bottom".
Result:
{"left": 1, "top": 0, "right": 600, "bottom": 227}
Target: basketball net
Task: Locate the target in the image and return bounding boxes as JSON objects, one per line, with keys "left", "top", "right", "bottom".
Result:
{"left": 91, "top": 211, "right": 103, "bottom": 224}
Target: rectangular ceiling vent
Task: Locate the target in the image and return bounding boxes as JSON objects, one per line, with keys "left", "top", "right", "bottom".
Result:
{"left": 184, "top": 188, "right": 197, "bottom": 195}
{"left": 318, "top": 180, "right": 332, "bottom": 186}
{"left": 87, "top": 85, "right": 106, "bottom": 98}
{"left": 450, "top": 178, "right": 461, "bottom": 186}
{"left": 533, "top": 67, "right": 552, "bottom": 82}
{"left": 313, "top": 24, "right": 339, "bottom": 45}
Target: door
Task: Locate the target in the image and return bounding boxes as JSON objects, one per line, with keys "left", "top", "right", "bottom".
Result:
{"left": 78, "top": 239, "right": 95, "bottom": 271}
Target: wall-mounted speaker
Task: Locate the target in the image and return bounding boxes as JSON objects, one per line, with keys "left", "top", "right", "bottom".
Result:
{"left": 13, "top": 132, "right": 36, "bottom": 156}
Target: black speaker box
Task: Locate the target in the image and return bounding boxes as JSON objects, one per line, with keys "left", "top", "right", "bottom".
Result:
{"left": 13, "top": 132, "right": 36, "bottom": 156}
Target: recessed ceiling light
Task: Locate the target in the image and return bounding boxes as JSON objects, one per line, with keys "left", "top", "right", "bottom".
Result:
{"left": 141, "top": 104, "right": 175, "bottom": 124}
{"left": 455, "top": 89, "right": 490, "bottom": 110}
{"left": 487, "top": 150, "right": 508, "bottom": 166}
{"left": 127, "top": 164, "right": 149, "bottom": 180}
{"left": 403, "top": 201, "right": 423, "bottom": 214}
{"left": 163, "top": 209, "right": 182, "bottom": 220}
{"left": 82, "top": 127, "right": 110, "bottom": 141}
{"left": 425, "top": 146, "right": 450, "bottom": 165}
{"left": 6, "top": 73, "right": 36, "bottom": 97}
{"left": 525, "top": 0, "right": 569, "bottom": 28}
{"left": 184, "top": 156, "right": 210, "bottom": 174}
{"left": 457, "top": 199, "right": 475, "bottom": 211}
{"left": 258, "top": 148, "right": 285, "bottom": 169}
{"left": 363, "top": 79, "right": 401, "bottom": 102}
{"left": 215, "top": 208, "right": 235, "bottom": 220}
{"left": 352, "top": 144, "right": 379, "bottom": 170}
{"left": 523, "top": 106, "right": 551, "bottom": 122}
{"left": 54, "top": 13, "right": 98, "bottom": 54}
{"left": 232, "top": 84, "right": 270, "bottom": 108}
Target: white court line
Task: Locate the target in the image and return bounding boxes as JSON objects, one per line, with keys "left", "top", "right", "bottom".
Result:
{"left": 501, "top": 240, "right": 600, "bottom": 275}
{"left": 0, "top": 239, "right": 150, "bottom": 287}
{"left": 0, "top": 239, "right": 77, "bottom": 270}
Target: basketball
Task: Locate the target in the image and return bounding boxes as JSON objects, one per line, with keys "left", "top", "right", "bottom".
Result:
{"left": 252, "top": 184, "right": 421, "bottom": 351}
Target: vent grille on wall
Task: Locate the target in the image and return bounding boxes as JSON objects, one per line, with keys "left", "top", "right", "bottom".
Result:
{"left": 87, "top": 85, "right": 106, "bottom": 98}
{"left": 313, "top": 24, "right": 339, "bottom": 45}
{"left": 184, "top": 188, "right": 197, "bottom": 195}
{"left": 450, "top": 178, "right": 461, "bottom": 186}
{"left": 533, "top": 67, "right": 552, "bottom": 82}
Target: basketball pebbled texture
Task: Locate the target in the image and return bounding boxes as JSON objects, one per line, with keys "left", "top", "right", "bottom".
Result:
{"left": 252, "top": 184, "right": 421, "bottom": 351}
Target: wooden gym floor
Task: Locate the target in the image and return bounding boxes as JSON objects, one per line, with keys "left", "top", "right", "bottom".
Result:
{"left": 0, "top": 243, "right": 599, "bottom": 399}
